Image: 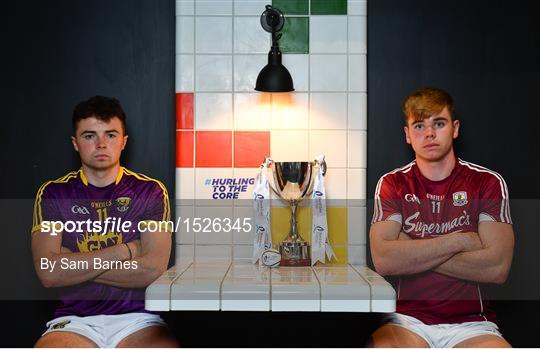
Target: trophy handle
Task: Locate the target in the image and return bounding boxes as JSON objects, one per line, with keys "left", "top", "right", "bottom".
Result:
{"left": 263, "top": 157, "right": 282, "bottom": 198}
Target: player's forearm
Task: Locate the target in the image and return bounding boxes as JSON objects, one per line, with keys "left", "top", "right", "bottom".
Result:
{"left": 35, "top": 243, "right": 131, "bottom": 288}
{"left": 434, "top": 248, "right": 511, "bottom": 284}
{"left": 93, "top": 254, "right": 167, "bottom": 288}
{"left": 373, "top": 233, "right": 464, "bottom": 276}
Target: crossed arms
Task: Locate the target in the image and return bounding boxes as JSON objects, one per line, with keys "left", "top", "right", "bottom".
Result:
{"left": 370, "top": 220, "right": 514, "bottom": 284}
{"left": 31, "top": 228, "right": 171, "bottom": 289}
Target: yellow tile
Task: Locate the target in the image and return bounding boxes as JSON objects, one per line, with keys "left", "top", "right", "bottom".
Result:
{"left": 327, "top": 207, "right": 348, "bottom": 245}
{"left": 271, "top": 206, "right": 311, "bottom": 246}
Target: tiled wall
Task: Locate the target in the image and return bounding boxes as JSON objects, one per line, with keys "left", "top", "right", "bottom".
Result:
{"left": 175, "top": 0, "right": 367, "bottom": 264}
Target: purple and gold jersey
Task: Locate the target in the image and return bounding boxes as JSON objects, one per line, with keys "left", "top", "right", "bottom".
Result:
{"left": 32, "top": 167, "right": 170, "bottom": 317}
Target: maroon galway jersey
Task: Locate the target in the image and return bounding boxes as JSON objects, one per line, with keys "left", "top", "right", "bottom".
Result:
{"left": 372, "top": 159, "right": 511, "bottom": 324}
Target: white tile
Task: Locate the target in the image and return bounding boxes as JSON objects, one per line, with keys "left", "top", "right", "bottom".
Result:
{"left": 170, "top": 262, "right": 230, "bottom": 310}
{"left": 348, "top": 16, "right": 367, "bottom": 54}
{"left": 233, "top": 93, "right": 271, "bottom": 130}
{"left": 233, "top": 244, "right": 253, "bottom": 261}
{"left": 196, "top": 55, "right": 232, "bottom": 91}
{"left": 233, "top": 206, "right": 254, "bottom": 244}
{"left": 234, "top": 0, "right": 268, "bottom": 15}
{"left": 196, "top": 17, "right": 232, "bottom": 53}
{"left": 348, "top": 168, "right": 366, "bottom": 201}
{"left": 176, "top": 168, "right": 195, "bottom": 203}
{"left": 176, "top": 205, "right": 195, "bottom": 244}
{"left": 232, "top": 168, "right": 259, "bottom": 204}
{"left": 176, "top": 244, "right": 195, "bottom": 264}
{"left": 234, "top": 17, "right": 270, "bottom": 53}
{"left": 195, "top": 93, "right": 233, "bottom": 129}
{"left": 176, "top": 0, "right": 194, "bottom": 15}
{"left": 324, "top": 168, "right": 347, "bottom": 201}
{"left": 348, "top": 245, "right": 366, "bottom": 265}
{"left": 348, "top": 0, "right": 367, "bottom": 15}
{"left": 196, "top": 0, "right": 232, "bottom": 15}
{"left": 348, "top": 130, "right": 367, "bottom": 168}
{"left": 176, "top": 54, "right": 194, "bottom": 92}
{"left": 271, "top": 267, "right": 320, "bottom": 311}
{"left": 271, "top": 93, "right": 309, "bottom": 129}
{"left": 270, "top": 131, "right": 309, "bottom": 162}
{"left": 234, "top": 54, "right": 267, "bottom": 91}
{"left": 194, "top": 206, "right": 234, "bottom": 244}
{"left": 176, "top": 16, "right": 194, "bottom": 54}
{"left": 310, "top": 55, "right": 347, "bottom": 91}
{"left": 309, "top": 130, "right": 347, "bottom": 168}
{"left": 310, "top": 16, "right": 348, "bottom": 53}
{"left": 313, "top": 265, "right": 370, "bottom": 312}
{"left": 348, "top": 92, "right": 367, "bottom": 130}
{"left": 283, "top": 54, "right": 309, "bottom": 92}
{"left": 348, "top": 206, "right": 367, "bottom": 244}
{"left": 349, "top": 54, "right": 367, "bottom": 92}
{"left": 195, "top": 245, "right": 232, "bottom": 260}
{"left": 221, "top": 262, "right": 271, "bottom": 311}
{"left": 195, "top": 168, "right": 234, "bottom": 204}
{"left": 146, "top": 265, "right": 189, "bottom": 311}
{"left": 309, "top": 93, "right": 347, "bottom": 129}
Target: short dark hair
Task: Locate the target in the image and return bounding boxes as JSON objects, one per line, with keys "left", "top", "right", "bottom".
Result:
{"left": 72, "top": 96, "right": 127, "bottom": 135}
{"left": 402, "top": 87, "right": 455, "bottom": 124}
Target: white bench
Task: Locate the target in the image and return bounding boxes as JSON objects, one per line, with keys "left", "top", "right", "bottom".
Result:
{"left": 145, "top": 260, "right": 395, "bottom": 312}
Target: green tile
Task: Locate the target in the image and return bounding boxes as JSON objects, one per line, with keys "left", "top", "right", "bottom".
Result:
{"left": 278, "top": 17, "right": 309, "bottom": 54}
{"left": 310, "top": 0, "right": 347, "bottom": 15}
{"left": 272, "top": 0, "right": 309, "bottom": 15}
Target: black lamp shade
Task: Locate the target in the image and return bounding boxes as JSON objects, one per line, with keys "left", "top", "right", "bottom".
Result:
{"left": 255, "top": 50, "right": 294, "bottom": 92}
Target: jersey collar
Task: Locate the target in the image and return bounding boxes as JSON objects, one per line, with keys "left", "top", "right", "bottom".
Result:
{"left": 79, "top": 167, "right": 124, "bottom": 186}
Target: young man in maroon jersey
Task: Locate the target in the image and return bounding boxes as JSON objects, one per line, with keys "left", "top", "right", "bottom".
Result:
{"left": 369, "top": 87, "right": 514, "bottom": 347}
{"left": 31, "top": 96, "right": 178, "bottom": 347}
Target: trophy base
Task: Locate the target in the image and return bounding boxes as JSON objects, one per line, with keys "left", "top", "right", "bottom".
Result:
{"left": 279, "top": 240, "right": 311, "bottom": 267}
{"left": 279, "top": 258, "right": 311, "bottom": 267}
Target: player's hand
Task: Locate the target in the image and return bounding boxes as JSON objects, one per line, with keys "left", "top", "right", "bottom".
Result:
{"left": 458, "top": 231, "right": 482, "bottom": 252}
{"left": 127, "top": 240, "right": 142, "bottom": 259}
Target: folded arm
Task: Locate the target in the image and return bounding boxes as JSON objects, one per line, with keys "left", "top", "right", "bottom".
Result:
{"left": 93, "top": 229, "right": 171, "bottom": 288}
{"left": 433, "top": 221, "right": 514, "bottom": 284}
{"left": 31, "top": 230, "right": 134, "bottom": 288}
{"left": 369, "top": 220, "right": 481, "bottom": 276}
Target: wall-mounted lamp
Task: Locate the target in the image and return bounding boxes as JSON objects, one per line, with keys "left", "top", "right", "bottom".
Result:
{"left": 255, "top": 5, "right": 294, "bottom": 92}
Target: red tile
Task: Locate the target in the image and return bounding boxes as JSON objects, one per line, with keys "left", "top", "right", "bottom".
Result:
{"left": 234, "top": 131, "right": 270, "bottom": 168}
{"left": 176, "top": 93, "right": 193, "bottom": 129}
{"left": 176, "top": 131, "right": 194, "bottom": 167}
{"left": 196, "top": 131, "right": 232, "bottom": 167}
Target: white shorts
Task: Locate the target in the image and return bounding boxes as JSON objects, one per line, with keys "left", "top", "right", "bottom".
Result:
{"left": 42, "top": 312, "right": 167, "bottom": 348}
{"left": 384, "top": 313, "right": 504, "bottom": 348}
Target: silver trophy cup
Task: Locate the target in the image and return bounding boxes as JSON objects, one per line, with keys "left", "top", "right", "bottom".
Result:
{"left": 266, "top": 158, "right": 327, "bottom": 266}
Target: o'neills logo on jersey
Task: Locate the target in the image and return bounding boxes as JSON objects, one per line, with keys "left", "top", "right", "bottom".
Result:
{"left": 91, "top": 200, "right": 112, "bottom": 209}
{"left": 426, "top": 193, "right": 445, "bottom": 201}
{"left": 403, "top": 210, "right": 471, "bottom": 237}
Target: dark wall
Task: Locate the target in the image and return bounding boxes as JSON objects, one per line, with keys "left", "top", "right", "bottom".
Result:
{"left": 368, "top": 0, "right": 540, "bottom": 347}
{"left": 1, "top": 0, "right": 539, "bottom": 347}
{"left": 1, "top": 0, "right": 176, "bottom": 346}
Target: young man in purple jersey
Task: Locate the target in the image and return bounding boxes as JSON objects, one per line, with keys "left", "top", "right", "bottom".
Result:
{"left": 369, "top": 88, "right": 514, "bottom": 347}
{"left": 31, "top": 96, "right": 178, "bottom": 347}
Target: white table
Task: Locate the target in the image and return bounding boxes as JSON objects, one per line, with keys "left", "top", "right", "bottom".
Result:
{"left": 145, "top": 260, "right": 395, "bottom": 312}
